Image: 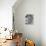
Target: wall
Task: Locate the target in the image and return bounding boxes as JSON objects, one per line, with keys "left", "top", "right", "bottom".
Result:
{"left": 13, "top": 0, "right": 41, "bottom": 46}
{"left": 41, "top": 0, "right": 46, "bottom": 46}
{"left": 0, "top": 0, "right": 17, "bottom": 39}
{"left": 0, "top": 0, "right": 16, "bottom": 30}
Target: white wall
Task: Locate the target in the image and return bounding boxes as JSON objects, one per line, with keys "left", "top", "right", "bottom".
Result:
{"left": 0, "top": 0, "right": 17, "bottom": 39}
{"left": 13, "top": 0, "right": 46, "bottom": 46}
{"left": 41, "top": 0, "right": 46, "bottom": 46}
{"left": 0, "top": 0, "right": 16, "bottom": 30}
{"left": 13, "top": 0, "right": 41, "bottom": 46}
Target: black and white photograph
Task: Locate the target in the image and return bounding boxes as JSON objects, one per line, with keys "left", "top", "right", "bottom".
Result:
{"left": 25, "top": 14, "right": 33, "bottom": 24}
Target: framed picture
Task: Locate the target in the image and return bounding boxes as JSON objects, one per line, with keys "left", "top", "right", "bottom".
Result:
{"left": 25, "top": 14, "right": 33, "bottom": 24}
